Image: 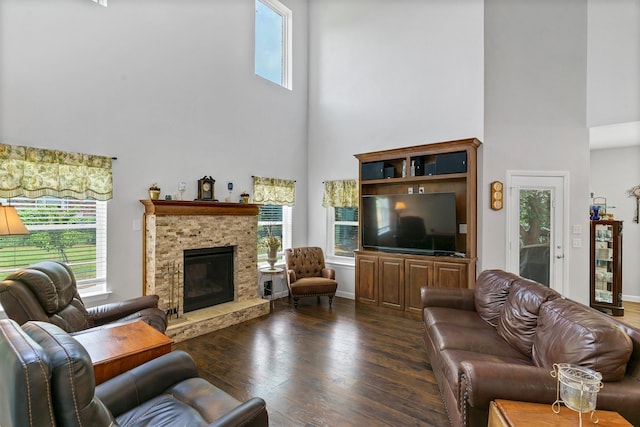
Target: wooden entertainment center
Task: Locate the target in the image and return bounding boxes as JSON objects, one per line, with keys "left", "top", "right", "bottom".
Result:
{"left": 354, "top": 138, "right": 481, "bottom": 318}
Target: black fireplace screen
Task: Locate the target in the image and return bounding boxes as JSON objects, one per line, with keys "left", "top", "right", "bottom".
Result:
{"left": 183, "top": 246, "right": 234, "bottom": 312}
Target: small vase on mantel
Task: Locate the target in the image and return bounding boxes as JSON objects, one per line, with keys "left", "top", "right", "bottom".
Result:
{"left": 148, "top": 183, "right": 161, "bottom": 200}
{"left": 267, "top": 245, "right": 279, "bottom": 270}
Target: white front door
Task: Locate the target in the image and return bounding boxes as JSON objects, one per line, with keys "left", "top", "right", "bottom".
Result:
{"left": 506, "top": 172, "right": 568, "bottom": 294}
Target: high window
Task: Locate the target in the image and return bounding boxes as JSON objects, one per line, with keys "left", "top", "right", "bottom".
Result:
{"left": 255, "top": 0, "right": 292, "bottom": 89}
{"left": 0, "top": 197, "right": 107, "bottom": 295}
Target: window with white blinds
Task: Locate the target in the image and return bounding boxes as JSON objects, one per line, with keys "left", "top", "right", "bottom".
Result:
{"left": 0, "top": 197, "right": 107, "bottom": 295}
{"left": 257, "top": 204, "right": 292, "bottom": 261}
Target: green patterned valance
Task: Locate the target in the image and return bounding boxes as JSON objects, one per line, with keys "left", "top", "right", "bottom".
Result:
{"left": 322, "top": 179, "right": 358, "bottom": 208}
{"left": 0, "top": 144, "right": 113, "bottom": 201}
{"left": 253, "top": 176, "right": 295, "bottom": 206}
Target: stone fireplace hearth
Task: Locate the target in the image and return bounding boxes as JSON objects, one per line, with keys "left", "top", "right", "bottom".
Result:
{"left": 140, "top": 200, "right": 270, "bottom": 342}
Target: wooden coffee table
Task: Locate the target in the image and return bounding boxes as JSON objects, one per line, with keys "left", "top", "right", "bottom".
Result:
{"left": 488, "top": 399, "right": 632, "bottom": 427}
{"left": 73, "top": 320, "right": 173, "bottom": 385}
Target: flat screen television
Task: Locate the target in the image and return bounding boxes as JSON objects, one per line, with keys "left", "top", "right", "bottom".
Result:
{"left": 361, "top": 192, "right": 458, "bottom": 256}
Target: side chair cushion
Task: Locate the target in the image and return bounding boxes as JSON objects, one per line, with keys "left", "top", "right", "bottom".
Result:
{"left": 289, "top": 277, "right": 338, "bottom": 297}
{"left": 22, "top": 321, "right": 115, "bottom": 427}
{"left": 0, "top": 319, "right": 56, "bottom": 427}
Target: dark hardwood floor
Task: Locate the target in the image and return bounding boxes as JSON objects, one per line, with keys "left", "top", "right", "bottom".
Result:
{"left": 174, "top": 297, "right": 449, "bottom": 427}
{"left": 175, "top": 298, "right": 640, "bottom": 427}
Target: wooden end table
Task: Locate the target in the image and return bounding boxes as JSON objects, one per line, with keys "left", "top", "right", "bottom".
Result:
{"left": 488, "top": 399, "right": 632, "bottom": 427}
{"left": 73, "top": 320, "right": 173, "bottom": 385}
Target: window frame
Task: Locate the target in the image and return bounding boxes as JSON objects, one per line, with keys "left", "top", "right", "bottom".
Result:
{"left": 255, "top": 0, "right": 293, "bottom": 90}
{"left": 326, "top": 206, "right": 358, "bottom": 260}
{"left": 257, "top": 204, "right": 292, "bottom": 265}
{"left": 0, "top": 197, "right": 108, "bottom": 297}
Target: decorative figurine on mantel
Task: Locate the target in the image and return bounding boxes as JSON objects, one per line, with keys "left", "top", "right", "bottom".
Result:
{"left": 148, "top": 183, "right": 160, "bottom": 200}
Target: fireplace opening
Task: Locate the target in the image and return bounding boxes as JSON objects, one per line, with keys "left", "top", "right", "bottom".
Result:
{"left": 183, "top": 246, "right": 234, "bottom": 312}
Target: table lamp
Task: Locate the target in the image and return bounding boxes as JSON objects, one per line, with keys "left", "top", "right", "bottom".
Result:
{"left": 0, "top": 204, "right": 29, "bottom": 235}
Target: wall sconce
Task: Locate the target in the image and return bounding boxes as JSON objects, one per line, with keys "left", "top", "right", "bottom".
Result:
{"left": 627, "top": 185, "right": 640, "bottom": 223}
{"left": 0, "top": 204, "right": 29, "bottom": 236}
{"left": 490, "top": 181, "right": 504, "bottom": 210}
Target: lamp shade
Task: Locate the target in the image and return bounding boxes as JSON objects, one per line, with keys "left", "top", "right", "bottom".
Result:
{"left": 0, "top": 205, "right": 29, "bottom": 235}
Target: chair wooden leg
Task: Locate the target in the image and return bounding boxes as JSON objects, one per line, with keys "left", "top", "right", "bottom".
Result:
{"left": 329, "top": 296, "right": 333, "bottom": 307}
{"left": 293, "top": 297, "right": 299, "bottom": 308}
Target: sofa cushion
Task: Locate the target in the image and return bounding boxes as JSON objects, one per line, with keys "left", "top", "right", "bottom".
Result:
{"left": 428, "top": 322, "right": 530, "bottom": 361}
{"left": 532, "top": 298, "right": 632, "bottom": 382}
{"left": 497, "top": 278, "right": 560, "bottom": 358}
{"left": 22, "top": 321, "right": 115, "bottom": 426}
{"left": 474, "top": 270, "right": 519, "bottom": 327}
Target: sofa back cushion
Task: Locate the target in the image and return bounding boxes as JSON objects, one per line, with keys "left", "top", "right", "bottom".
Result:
{"left": 497, "top": 277, "right": 560, "bottom": 358}
{"left": 474, "top": 270, "right": 520, "bottom": 327}
{"left": 23, "top": 321, "right": 115, "bottom": 426}
{"left": 532, "top": 298, "right": 632, "bottom": 381}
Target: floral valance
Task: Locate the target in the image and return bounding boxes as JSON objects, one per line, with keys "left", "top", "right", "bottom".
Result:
{"left": 322, "top": 179, "right": 358, "bottom": 208}
{"left": 0, "top": 143, "right": 113, "bottom": 201}
{"left": 253, "top": 176, "right": 295, "bottom": 206}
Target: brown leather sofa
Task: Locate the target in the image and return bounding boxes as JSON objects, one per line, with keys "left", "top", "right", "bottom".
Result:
{"left": 0, "top": 260, "right": 167, "bottom": 333}
{"left": 0, "top": 318, "right": 269, "bottom": 427}
{"left": 421, "top": 269, "right": 640, "bottom": 427}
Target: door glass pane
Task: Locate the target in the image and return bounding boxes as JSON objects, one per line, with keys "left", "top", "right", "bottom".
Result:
{"left": 519, "top": 189, "right": 551, "bottom": 285}
{"left": 594, "top": 223, "right": 613, "bottom": 303}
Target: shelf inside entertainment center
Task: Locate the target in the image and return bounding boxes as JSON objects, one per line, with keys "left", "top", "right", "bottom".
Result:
{"left": 354, "top": 138, "right": 481, "bottom": 318}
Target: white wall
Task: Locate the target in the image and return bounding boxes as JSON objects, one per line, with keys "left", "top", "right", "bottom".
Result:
{"left": 590, "top": 146, "right": 640, "bottom": 302}
{"left": 307, "top": 0, "right": 484, "bottom": 298}
{"left": 587, "top": 0, "right": 640, "bottom": 127}
{"left": 483, "top": 0, "right": 591, "bottom": 303}
{"left": 0, "top": 0, "right": 309, "bottom": 303}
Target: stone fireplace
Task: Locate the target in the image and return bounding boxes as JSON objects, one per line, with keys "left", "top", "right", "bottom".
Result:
{"left": 141, "top": 200, "right": 270, "bottom": 342}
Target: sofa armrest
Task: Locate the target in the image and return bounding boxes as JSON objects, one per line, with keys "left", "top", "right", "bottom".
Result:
{"left": 95, "top": 350, "right": 199, "bottom": 417}
{"left": 210, "top": 397, "right": 269, "bottom": 427}
{"left": 459, "top": 360, "right": 556, "bottom": 409}
{"left": 421, "top": 286, "right": 475, "bottom": 310}
{"left": 87, "top": 295, "right": 160, "bottom": 325}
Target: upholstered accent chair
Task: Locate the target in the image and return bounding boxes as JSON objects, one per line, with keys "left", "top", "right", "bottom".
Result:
{"left": 0, "top": 319, "right": 269, "bottom": 427}
{"left": 284, "top": 247, "right": 338, "bottom": 308}
{"left": 0, "top": 260, "right": 167, "bottom": 334}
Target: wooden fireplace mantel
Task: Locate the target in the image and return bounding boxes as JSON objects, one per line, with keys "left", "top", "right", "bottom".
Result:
{"left": 140, "top": 200, "right": 260, "bottom": 216}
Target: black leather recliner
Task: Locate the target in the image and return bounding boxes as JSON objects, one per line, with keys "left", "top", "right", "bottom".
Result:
{"left": 0, "top": 260, "right": 167, "bottom": 333}
{"left": 0, "top": 318, "right": 269, "bottom": 427}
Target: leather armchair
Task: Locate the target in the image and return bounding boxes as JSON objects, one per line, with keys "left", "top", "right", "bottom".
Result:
{"left": 0, "top": 318, "right": 269, "bottom": 427}
{"left": 284, "top": 247, "right": 337, "bottom": 308}
{"left": 0, "top": 260, "right": 167, "bottom": 334}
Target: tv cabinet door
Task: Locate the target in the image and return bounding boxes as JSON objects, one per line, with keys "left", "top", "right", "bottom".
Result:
{"left": 434, "top": 261, "right": 467, "bottom": 288}
{"left": 379, "top": 256, "right": 405, "bottom": 311}
{"left": 405, "top": 259, "right": 433, "bottom": 315}
{"left": 355, "top": 253, "right": 378, "bottom": 305}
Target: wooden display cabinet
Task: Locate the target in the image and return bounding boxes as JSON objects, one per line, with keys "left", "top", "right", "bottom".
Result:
{"left": 354, "top": 138, "right": 480, "bottom": 318}
{"left": 590, "top": 219, "right": 624, "bottom": 316}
